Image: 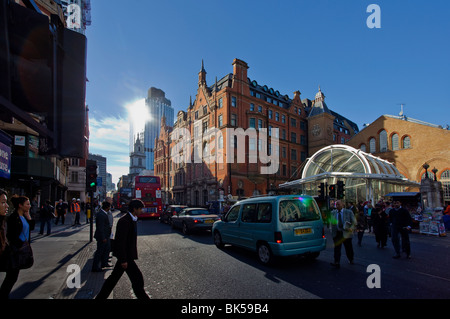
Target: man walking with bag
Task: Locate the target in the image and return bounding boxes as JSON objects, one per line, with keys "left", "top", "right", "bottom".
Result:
{"left": 330, "top": 200, "right": 356, "bottom": 269}
{"left": 95, "top": 199, "right": 150, "bottom": 299}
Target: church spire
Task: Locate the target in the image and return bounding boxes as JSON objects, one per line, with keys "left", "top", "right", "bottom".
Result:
{"left": 198, "top": 59, "right": 207, "bottom": 86}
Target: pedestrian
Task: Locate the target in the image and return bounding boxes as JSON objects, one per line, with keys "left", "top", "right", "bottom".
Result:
{"left": 95, "top": 199, "right": 150, "bottom": 300}
{"left": 372, "top": 204, "right": 389, "bottom": 248}
{"left": 330, "top": 200, "right": 356, "bottom": 269}
{"left": 0, "top": 195, "right": 35, "bottom": 299}
{"left": 70, "top": 198, "right": 81, "bottom": 226}
{"left": 356, "top": 207, "right": 367, "bottom": 247}
{"left": 39, "top": 200, "right": 54, "bottom": 235}
{"left": 92, "top": 201, "right": 113, "bottom": 272}
{"left": 364, "top": 200, "right": 373, "bottom": 232}
{"left": 390, "top": 200, "right": 412, "bottom": 259}
{"left": 0, "top": 189, "right": 9, "bottom": 271}
{"left": 55, "top": 199, "right": 68, "bottom": 225}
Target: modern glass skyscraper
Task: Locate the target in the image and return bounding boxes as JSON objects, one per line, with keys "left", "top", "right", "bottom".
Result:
{"left": 144, "top": 87, "right": 174, "bottom": 171}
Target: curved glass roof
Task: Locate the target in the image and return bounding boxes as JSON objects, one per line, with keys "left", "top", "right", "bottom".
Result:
{"left": 280, "top": 144, "right": 419, "bottom": 188}
{"left": 302, "top": 144, "right": 402, "bottom": 178}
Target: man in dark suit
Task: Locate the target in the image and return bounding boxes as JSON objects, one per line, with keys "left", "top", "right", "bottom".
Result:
{"left": 95, "top": 199, "right": 150, "bottom": 299}
{"left": 390, "top": 200, "right": 412, "bottom": 259}
{"left": 92, "top": 201, "right": 112, "bottom": 272}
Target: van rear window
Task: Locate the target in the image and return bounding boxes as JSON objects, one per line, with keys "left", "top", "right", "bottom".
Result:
{"left": 279, "top": 198, "right": 320, "bottom": 222}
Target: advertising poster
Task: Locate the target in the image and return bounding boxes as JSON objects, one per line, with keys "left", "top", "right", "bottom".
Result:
{"left": 0, "top": 141, "right": 11, "bottom": 179}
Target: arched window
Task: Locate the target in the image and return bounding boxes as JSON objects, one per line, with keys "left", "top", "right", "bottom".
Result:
{"left": 379, "top": 130, "right": 387, "bottom": 152}
{"left": 369, "top": 138, "right": 376, "bottom": 153}
{"left": 441, "top": 170, "right": 450, "bottom": 204}
{"left": 391, "top": 133, "right": 399, "bottom": 151}
{"left": 403, "top": 136, "right": 411, "bottom": 149}
{"left": 360, "top": 144, "right": 367, "bottom": 152}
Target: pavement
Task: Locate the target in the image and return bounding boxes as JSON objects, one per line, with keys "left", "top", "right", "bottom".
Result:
{"left": 0, "top": 209, "right": 123, "bottom": 299}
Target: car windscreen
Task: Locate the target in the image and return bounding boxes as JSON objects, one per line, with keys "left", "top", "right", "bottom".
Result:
{"left": 279, "top": 198, "right": 321, "bottom": 222}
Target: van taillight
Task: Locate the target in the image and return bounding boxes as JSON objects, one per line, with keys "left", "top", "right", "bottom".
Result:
{"left": 274, "top": 232, "right": 283, "bottom": 244}
{"left": 322, "top": 227, "right": 326, "bottom": 239}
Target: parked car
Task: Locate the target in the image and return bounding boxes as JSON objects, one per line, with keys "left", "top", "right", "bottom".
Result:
{"left": 212, "top": 195, "right": 326, "bottom": 265}
{"left": 171, "top": 207, "right": 220, "bottom": 235}
{"left": 160, "top": 205, "right": 188, "bottom": 224}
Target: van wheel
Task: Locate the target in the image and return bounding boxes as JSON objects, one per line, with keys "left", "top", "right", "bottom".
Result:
{"left": 214, "top": 231, "right": 224, "bottom": 249}
{"left": 257, "top": 243, "right": 273, "bottom": 265}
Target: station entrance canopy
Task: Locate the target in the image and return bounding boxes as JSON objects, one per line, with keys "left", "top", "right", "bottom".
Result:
{"left": 279, "top": 145, "right": 419, "bottom": 202}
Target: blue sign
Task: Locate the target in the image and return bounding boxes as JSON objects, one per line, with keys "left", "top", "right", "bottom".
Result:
{"left": 0, "top": 141, "right": 11, "bottom": 179}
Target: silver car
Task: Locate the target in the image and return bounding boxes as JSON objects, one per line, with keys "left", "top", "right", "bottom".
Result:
{"left": 171, "top": 208, "right": 220, "bottom": 235}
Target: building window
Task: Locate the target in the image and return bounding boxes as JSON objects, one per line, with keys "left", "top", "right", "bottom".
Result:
{"left": 258, "top": 119, "right": 263, "bottom": 129}
{"left": 218, "top": 114, "right": 223, "bottom": 127}
{"left": 441, "top": 170, "right": 450, "bottom": 204}
{"left": 282, "top": 164, "right": 287, "bottom": 176}
{"left": 231, "top": 114, "right": 237, "bottom": 126}
{"left": 300, "top": 121, "right": 306, "bottom": 130}
{"left": 249, "top": 118, "right": 256, "bottom": 128}
{"left": 341, "top": 137, "right": 345, "bottom": 144}
{"left": 195, "top": 111, "right": 199, "bottom": 120}
{"left": 71, "top": 171, "right": 78, "bottom": 183}
{"left": 203, "top": 106, "right": 207, "bottom": 116}
{"left": 250, "top": 103, "right": 255, "bottom": 111}
{"left": 360, "top": 144, "right": 367, "bottom": 152}
{"left": 403, "top": 136, "right": 411, "bottom": 149}
{"left": 379, "top": 130, "right": 388, "bottom": 152}
{"left": 291, "top": 132, "right": 297, "bottom": 143}
{"left": 282, "top": 147, "right": 286, "bottom": 158}
{"left": 218, "top": 98, "right": 223, "bottom": 109}
{"left": 300, "top": 135, "right": 307, "bottom": 145}
{"left": 258, "top": 105, "right": 263, "bottom": 113}
{"left": 291, "top": 149, "right": 297, "bottom": 161}
{"left": 281, "top": 115, "right": 286, "bottom": 124}
{"left": 268, "top": 110, "right": 273, "bottom": 119}
{"left": 232, "top": 96, "right": 237, "bottom": 107}
{"left": 301, "top": 151, "right": 306, "bottom": 161}
{"left": 369, "top": 138, "right": 376, "bottom": 153}
{"left": 202, "top": 121, "right": 208, "bottom": 134}
{"left": 391, "top": 133, "right": 399, "bottom": 151}
{"left": 291, "top": 118, "right": 297, "bottom": 127}
{"left": 282, "top": 129, "right": 286, "bottom": 140}
{"left": 275, "top": 112, "right": 279, "bottom": 121}
{"left": 218, "top": 135, "right": 223, "bottom": 149}
{"left": 249, "top": 138, "right": 256, "bottom": 151}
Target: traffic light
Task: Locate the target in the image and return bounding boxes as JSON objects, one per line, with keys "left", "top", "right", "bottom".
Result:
{"left": 86, "top": 160, "right": 97, "bottom": 192}
{"left": 337, "top": 181, "right": 345, "bottom": 199}
{"left": 318, "top": 183, "right": 325, "bottom": 200}
{"left": 328, "top": 184, "right": 336, "bottom": 198}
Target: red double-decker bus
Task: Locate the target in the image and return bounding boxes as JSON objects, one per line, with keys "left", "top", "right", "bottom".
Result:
{"left": 134, "top": 175, "right": 162, "bottom": 218}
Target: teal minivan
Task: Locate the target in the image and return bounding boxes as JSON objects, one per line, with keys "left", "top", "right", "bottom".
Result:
{"left": 212, "top": 195, "right": 326, "bottom": 265}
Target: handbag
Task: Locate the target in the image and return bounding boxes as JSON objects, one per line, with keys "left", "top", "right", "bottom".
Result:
{"left": 10, "top": 230, "right": 34, "bottom": 270}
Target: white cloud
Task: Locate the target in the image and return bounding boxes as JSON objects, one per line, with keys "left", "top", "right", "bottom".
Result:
{"left": 89, "top": 115, "right": 130, "bottom": 186}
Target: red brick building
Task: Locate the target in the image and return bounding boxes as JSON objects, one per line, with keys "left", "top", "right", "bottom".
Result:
{"left": 155, "top": 59, "right": 309, "bottom": 205}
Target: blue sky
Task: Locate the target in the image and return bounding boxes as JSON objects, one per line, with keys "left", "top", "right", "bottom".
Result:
{"left": 85, "top": 0, "right": 450, "bottom": 186}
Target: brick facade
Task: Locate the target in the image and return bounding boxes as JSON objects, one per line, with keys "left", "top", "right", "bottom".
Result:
{"left": 346, "top": 115, "right": 450, "bottom": 204}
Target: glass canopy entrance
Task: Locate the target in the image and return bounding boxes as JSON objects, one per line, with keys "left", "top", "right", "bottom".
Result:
{"left": 279, "top": 145, "right": 419, "bottom": 204}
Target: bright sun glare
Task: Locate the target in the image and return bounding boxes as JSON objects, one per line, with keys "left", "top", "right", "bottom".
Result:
{"left": 126, "top": 98, "right": 150, "bottom": 133}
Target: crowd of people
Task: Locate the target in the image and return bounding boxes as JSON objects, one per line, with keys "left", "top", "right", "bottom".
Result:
{"left": 328, "top": 198, "right": 413, "bottom": 268}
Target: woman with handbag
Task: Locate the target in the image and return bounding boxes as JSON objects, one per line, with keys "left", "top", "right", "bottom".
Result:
{"left": 0, "top": 195, "right": 35, "bottom": 299}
